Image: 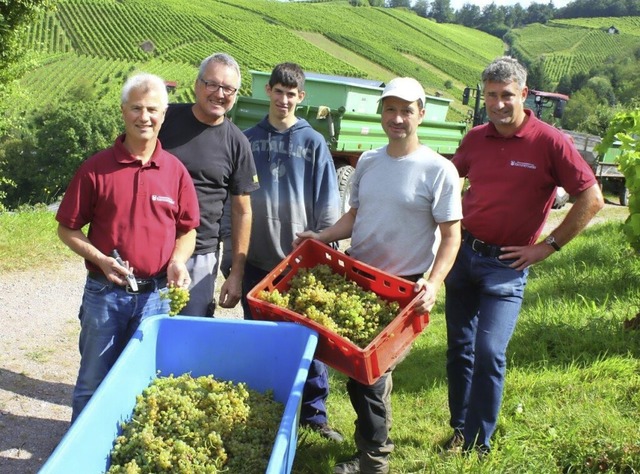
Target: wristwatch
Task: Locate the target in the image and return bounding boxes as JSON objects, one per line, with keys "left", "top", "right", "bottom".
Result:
{"left": 545, "top": 235, "right": 561, "bottom": 251}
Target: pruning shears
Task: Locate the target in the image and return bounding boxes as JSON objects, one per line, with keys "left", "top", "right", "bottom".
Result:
{"left": 111, "top": 249, "right": 138, "bottom": 292}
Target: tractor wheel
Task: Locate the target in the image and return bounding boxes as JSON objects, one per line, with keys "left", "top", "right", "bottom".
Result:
{"left": 336, "top": 163, "right": 355, "bottom": 215}
{"left": 620, "top": 186, "right": 630, "bottom": 207}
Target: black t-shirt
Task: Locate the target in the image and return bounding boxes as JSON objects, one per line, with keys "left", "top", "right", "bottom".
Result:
{"left": 159, "top": 103, "right": 258, "bottom": 253}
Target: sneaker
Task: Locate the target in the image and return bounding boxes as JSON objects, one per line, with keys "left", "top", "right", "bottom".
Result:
{"left": 303, "top": 422, "right": 345, "bottom": 442}
{"left": 442, "top": 429, "right": 464, "bottom": 452}
{"left": 334, "top": 456, "right": 360, "bottom": 474}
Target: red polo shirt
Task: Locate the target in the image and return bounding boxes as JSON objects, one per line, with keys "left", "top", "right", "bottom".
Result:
{"left": 56, "top": 135, "right": 200, "bottom": 277}
{"left": 452, "top": 110, "right": 597, "bottom": 246}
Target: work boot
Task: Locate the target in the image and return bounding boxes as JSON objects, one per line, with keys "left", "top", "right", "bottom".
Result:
{"left": 302, "top": 422, "right": 344, "bottom": 442}
{"left": 334, "top": 455, "right": 360, "bottom": 474}
{"left": 442, "top": 429, "right": 464, "bottom": 452}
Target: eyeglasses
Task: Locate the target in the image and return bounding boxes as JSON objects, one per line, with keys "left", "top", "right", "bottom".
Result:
{"left": 199, "top": 78, "right": 238, "bottom": 96}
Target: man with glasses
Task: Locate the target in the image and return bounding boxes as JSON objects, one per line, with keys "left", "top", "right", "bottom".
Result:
{"left": 159, "top": 53, "right": 259, "bottom": 316}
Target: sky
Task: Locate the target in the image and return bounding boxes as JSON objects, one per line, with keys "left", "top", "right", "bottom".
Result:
{"left": 449, "top": 0, "right": 571, "bottom": 10}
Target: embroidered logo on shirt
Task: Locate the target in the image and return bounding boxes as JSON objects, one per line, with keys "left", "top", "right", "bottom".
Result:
{"left": 152, "top": 195, "right": 175, "bottom": 205}
{"left": 510, "top": 160, "right": 536, "bottom": 170}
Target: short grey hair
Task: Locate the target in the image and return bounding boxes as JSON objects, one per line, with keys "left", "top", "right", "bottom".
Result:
{"left": 198, "top": 53, "right": 242, "bottom": 88}
{"left": 121, "top": 73, "right": 168, "bottom": 107}
{"left": 482, "top": 56, "right": 527, "bottom": 89}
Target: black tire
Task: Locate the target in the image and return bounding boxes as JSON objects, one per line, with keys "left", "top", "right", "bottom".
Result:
{"left": 620, "top": 186, "right": 630, "bottom": 207}
{"left": 336, "top": 164, "right": 355, "bottom": 215}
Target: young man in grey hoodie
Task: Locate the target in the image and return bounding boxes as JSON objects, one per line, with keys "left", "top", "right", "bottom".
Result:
{"left": 241, "top": 62, "right": 343, "bottom": 442}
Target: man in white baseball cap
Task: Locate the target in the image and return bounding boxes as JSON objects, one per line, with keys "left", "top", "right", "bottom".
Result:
{"left": 379, "top": 76, "right": 426, "bottom": 106}
{"left": 294, "top": 76, "right": 462, "bottom": 473}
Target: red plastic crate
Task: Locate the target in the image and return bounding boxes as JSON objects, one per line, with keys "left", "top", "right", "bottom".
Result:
{"left": 247, "top": 238, "right": 429, "bottom": 385}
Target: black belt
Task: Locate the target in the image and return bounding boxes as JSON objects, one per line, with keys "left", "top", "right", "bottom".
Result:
{"left": 88, "top": 271, "right": 167, "bottom": 294}
{"left": 462, "top": 231, "right": 504, "bottom": 258}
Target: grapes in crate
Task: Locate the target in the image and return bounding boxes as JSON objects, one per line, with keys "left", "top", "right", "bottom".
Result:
{"left": 160, "top": 284, "right": 190, "bottom": 316}
{"left": 257, "top": 264, "right": 399, "bottom": 348}
{"left": 107, "top": 373, "right": 282, "bottom": 473}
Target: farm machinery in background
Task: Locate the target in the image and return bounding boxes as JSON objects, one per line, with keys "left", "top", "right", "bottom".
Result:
{"left": 463, "top": 84, "right": 627, "bottom": 206}
{"left": 228, "top": 71, "right": 467, "bottom": 215}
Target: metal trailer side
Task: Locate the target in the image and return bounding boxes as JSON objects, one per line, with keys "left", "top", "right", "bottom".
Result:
{"left": 563, "top": 130, "right": 627, "bottom": 205}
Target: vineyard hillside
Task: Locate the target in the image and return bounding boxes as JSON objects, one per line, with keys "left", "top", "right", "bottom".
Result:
{"left": 14, "top": 0, "right": 639, "bottom": 122}
{"left": 17, "top": 0, "right": 502, "bottom": 122}
{"left": 509, "top": 16, "right": 640, "bottom": 85}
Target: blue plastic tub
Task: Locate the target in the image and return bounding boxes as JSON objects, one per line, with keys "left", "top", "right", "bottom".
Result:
{"left": 39, "top": 315, "right": 318, "bottom": 474}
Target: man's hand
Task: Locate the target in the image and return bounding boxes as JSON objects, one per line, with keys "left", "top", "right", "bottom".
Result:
{"left": 167, "top": 259, "right": 191, "bottom": 289}
{"left": 218, "top": 274, "right": 242, "bottom": 308}
{"left": 293, "top": 230, "right": 320, "bottom": 248}
{"left": 412, "top": 278, "right": 438, "bottom": 314}
{"left": 97, "top": 255, "right": 133, "bottom": 286}
{"left": 500, "top": 243, "right": 555, "bottom": 272}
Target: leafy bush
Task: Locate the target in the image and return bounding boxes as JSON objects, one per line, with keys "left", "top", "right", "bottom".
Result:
{"left": 0, "top": 100, "right": 121, "bottom": 209}
{"left": 598, "top": 109, "right": 640, "bottom": 250}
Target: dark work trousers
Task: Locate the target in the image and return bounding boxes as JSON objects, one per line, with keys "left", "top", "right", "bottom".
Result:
{"left": 344, "top": 273, "right": 422, "bottom": 473}
{"left": 241, "top": 260, "right": 330, "bottom": 425}
{"left": 347, "top": 373, "right": 394, "bottom": 474}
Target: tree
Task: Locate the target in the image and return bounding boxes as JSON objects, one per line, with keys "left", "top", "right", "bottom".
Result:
{"left": 0, "top": 0, "right": 55, "bottom": 86}
{"left": 430, "top": 0, "right": 453, "bottom": 23}
{"left": 387, "top": 0, "right": 411, "bottom": 7}
{"left": 412, "top": 0, "right": 430, "bottom": 17}
{"left": 0, "top": 101, "right": 121, "bottom": 208}
{"left": 504, "top": 3, "right": 526, "bottom": 28}
{"left": 524, "top": 2, "right": 554, "bottom": 24}
{"left": 455, "top": 3, "right": 481, "bottom": 27}
{"left": 561, "top": 88, "right": 598, "bottom": 131}
{"left": 481, "top": 2, "right": 506, "bottom": 26}
{"left": 585, "top": 76, "right": 616, "bottom": 106}
{"left": 526, "top": 57, "right": 552, "bottom": 91}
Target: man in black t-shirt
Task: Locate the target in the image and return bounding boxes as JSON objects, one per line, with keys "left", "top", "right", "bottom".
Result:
{"left": 159, "top": 53, "right": 259, "bottom": 316}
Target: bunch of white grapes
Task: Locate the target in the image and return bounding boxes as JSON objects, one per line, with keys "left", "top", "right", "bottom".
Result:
{"left": 161, "top": 284, "right": 190, "bottom": 316}
{"left": 258, "top": 264, "right": 399, "bottom": 347}
{"left": 107, "top": 374, "right": 282, "bottom": 473}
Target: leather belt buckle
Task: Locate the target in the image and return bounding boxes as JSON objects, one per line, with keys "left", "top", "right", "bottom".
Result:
{"left": 464, "top": 231, "right": 502, "bottom": 257}
{"left": 471, "top": 238, "right": 485, "bottom": 254}
{"left": 126, "top": 279, "right": 154, "bottom": 294}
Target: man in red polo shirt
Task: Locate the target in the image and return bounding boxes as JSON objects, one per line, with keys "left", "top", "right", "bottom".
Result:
{"left": 442, "top": 56, "right": 604, "bottom": 457}
{"left": 56, "top": 73, "right": 199, "bottom": 422}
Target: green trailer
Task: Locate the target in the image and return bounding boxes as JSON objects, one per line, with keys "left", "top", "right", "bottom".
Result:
{"left": 229, "top": 71, "right": 467, "bottom": 213}
{"left": 596, "top": 142, "right": 626, "bottom": 205}
{"left": 564, "top": 131, "right": 627, "bottom": 206}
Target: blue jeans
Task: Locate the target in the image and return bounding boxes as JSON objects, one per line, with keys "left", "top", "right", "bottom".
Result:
{"left": 71, "top": 276, "right": 169, "bottom": 422}
{"left": 444, "top": 242, "right": 528, "bottom": 449}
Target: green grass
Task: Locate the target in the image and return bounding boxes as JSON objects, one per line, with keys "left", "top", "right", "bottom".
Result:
{"left": 0, "top": 208, "right": 76, "bottom": 272}
{"left": 3, "top": 210, "right": 639, "bottom": 473}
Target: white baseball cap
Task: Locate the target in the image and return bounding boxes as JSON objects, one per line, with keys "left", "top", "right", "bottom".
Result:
{"left": 380, "top": 77, "right": 426, "bottom": 106}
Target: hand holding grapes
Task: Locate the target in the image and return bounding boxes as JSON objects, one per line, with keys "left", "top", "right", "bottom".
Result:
{"left": 161, "top": 284, "right": 190, "bottom": 316}
{"left": 166, "top": 259, "right": 191, "bottom": 289}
